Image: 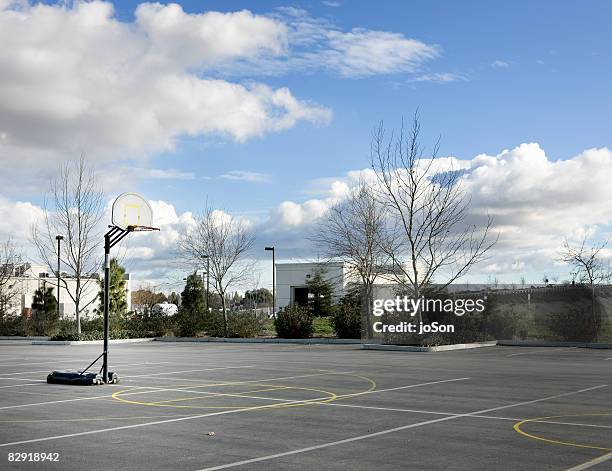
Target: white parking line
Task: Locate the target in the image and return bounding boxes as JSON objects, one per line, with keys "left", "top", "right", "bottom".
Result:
{"left": 565, "top": 451, "right": 612, "bottom": 470}
{"left": 122, "top": 366, "right": 255, "bottom": 378}
{"left": 108, "top": 370, "right": 356, "bottom": 399}
{"left": 0, "top": 382, "right": 44, "bottom": 389}
{"left": 195, "top": 385, "right": 608, "bottom": 470}
{"left": 0, "top": 360, "right": 171, "bottom": 368}
{"left": 0, "top": 370, "right": 352, "bottom": 410}
{"left": 336, "top": 377, "right": 469, "bottom": 399}
{"left": 0, "top": 391, "right": 344, "bottom": 447}
{"left": 507, "top": 347, "right": 574, "bottom": 357}
{"left": 324, "top": 403, "right": 612, "bottom": 429}
{"left": 0, "top": 377, "right": 48, "bottom": 382}
{"left": 0, "top": 362, "right": 170, "bottom": 378}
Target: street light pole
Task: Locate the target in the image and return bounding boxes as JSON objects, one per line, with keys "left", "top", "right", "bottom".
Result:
{"left": 265, "top": 246, "right": 275, "bottom": 316}
{"left": 203, "top": 255, "right": 210, "bottom": 312}
{"left": 55, "top": 235, "right": 63, "bottom": 319}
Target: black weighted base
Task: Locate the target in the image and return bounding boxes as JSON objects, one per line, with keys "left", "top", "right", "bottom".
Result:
{"left": 46, "top": 370, "right": 119, "bottom": 386}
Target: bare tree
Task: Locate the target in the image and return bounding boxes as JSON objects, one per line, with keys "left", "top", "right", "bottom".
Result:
{"left": 316, "top": 183, "right": 391, "bottom": 336}
{"left": 0, "top": 239, "right": 23, "bottom": 317}
{"left": 371, "top": 112, "right": 496, "bottom": 322}
{"left": 32, "top": 157, "right": 104, "bottom": 334}
{"left": 178, "top": 203, "right": 255, "bottom": 337}
{"left": 559, "top": 237, "right": 609, "bottom": 286}
{"left": 559, "top": 236, "right": 609, "bottom": 341}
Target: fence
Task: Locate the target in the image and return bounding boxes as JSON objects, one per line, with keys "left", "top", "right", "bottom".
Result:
{"left": 363, "top": 284, "right": 612, "bottom": 346}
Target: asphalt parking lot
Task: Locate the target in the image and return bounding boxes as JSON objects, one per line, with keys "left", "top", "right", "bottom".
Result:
{"left": 0, "top": 341, "right": 610, "bottom": 470}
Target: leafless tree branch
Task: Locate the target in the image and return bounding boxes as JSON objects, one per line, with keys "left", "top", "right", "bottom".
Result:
{"left": 31, "top": 156, "right": 104, "bottom": 333}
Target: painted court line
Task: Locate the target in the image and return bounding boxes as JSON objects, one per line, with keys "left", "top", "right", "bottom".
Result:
{"left": 120, "top": 377, "right": 463, "bottom": 406}
{"left": 195, "top": 384, "right": 608, "bottom": 470}
{"left": 325, "top": 403, "right": 612, "bottom": 430}
{"left": 0, "top": 377, "right": 49, "bottom": 382}
{"left": 0, "top": 360, "right": 172, "bottom": 368}
{"left": 112, "top": 371, "right": 356, "bottom": 399}
{"left": 0, "top": 361, "right": 170, "bottom": 378}
{"left": 122, "top": 366, "right": 255, "bottom": 378}
{"left": 507, "top": 347, "right": 574, "bottom": 357}
{"left": 335, "top": 377, "right": 469, "bottom": 399}
{"left": 0, "top": 370, "right": 352, "bottom": 411}
{"left": 0, "top": 382, "right": 44, "bottom": 389}
{"left": 0, "top": 391, "right": 345, "bottom": 448}
{"left": 565, "top": 451, "right": 612, "bottom": 471}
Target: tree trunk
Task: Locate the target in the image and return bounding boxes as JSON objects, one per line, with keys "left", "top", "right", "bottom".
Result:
{"left": 361, "top": 282, "right": 374, "bottom": 340}
{"left": 221, "top": 294, "right": 228, "bottom": 338}
{"left": 75, "top": 278, "right": 81, "bottom": 334}
{"left": 75, "top": 302, "right": 81, "bottom": 334}
{"left": 413, "top": 283, "right": 422, "bottom": 324}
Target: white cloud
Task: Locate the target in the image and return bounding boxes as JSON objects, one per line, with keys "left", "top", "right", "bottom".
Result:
{"left": 220, "top": 171, "right": 272, "bottom": 183}
{"left": 322, "top": 29, "right": 438, "bottom": 77}
{"left": 134, "top": 3, "right": 287, "bottom": 68}
{"left": 412, "top": 72, "right": 467, "bottom": 83}
{"left": 0, "top": 195, "right": 44, "bottom": 247}
{"left": 9, "top": 143, "right": 612, "bottom": 286}
{"left": 261, "top": 144, "right": 612, "bottom": 280}
{"left": 491, "top": 59, "right": 510, "bottom": 68}
{"left": 124, "top": 167, "right": 195, "bottom": 181}
{"left": 228, "top": 8, "right": 439, "bottom": 78}
{"left": 0, "top": 2, "right": 444, "bottom": 195}
{"left": 0, "top": 1, "right": 331, "bottom": 192}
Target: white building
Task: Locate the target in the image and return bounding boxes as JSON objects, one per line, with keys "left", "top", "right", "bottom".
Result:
{"left": 276, "top": 261, "right": 400, "bottom": 310}
{"left": 2, "top": 263, "right": 132, "bottom": 319}
{"left": 276, "top": 262, "right": 346, "bottom": 310}
{"left": 151, "top": 302, "right": 178, "bottom": 316}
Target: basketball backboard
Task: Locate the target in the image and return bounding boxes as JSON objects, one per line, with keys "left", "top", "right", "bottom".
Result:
{"left": 111, "top": 192, "right": 154, "bottom": 230}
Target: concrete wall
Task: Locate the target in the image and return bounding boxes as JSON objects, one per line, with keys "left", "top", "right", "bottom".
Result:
{"left": 276, "top": 262, "right": 346, "bottom": 310}
{"left": 4, "top": 264, "right": 132, "bottom": 319}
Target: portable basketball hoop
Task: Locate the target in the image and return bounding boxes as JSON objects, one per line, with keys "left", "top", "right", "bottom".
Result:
{"left": 47, "top": 193, "right": 159, "bottom": 386}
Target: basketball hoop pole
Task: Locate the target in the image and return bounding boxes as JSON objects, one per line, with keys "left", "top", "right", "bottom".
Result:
{"left": 102, "top": 225, "right": 132, "bottom": 383}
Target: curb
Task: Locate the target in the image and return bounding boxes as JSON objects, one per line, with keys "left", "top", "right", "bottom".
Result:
{"left": 362, "top": 341, "right": 497, "bottom": 352}
{"left": 0, "top": 336, "right": 50, "bottom": 340}
{"left": 154, "top": 337, "right": 361, "bottom": 345}
{"left": 497, "top": 340, "right": 612, "bottom": 349}
{"left": 31, "top": 338, "right": 156, "bottom": 346}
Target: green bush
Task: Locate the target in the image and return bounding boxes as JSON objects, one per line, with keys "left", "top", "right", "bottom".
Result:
{"left": 331, "top": 304, "right": 361, "bottom": 339}
{"left": 202, "top": 311, "right": 266, "bottom": 338}
{"left": 485, "top": 305, "right": 530, "bottom": 340}
{"left": 227, "top": 312, "right": 266, "bottom": 338}
{"left": 274, "top": 305, "right": 313, "bottom": 339}
{"left": 50, "top": 330, "right": 153, "bottom": 341}
{"left": 176, "top": 308, "right": 205, "bottom": 337}
{"left": 0, "top": 315, "right": 29, "bottom": 336}
{"left": 545, "top": 306, "right": 600, "bottom": 342}
{"left": 313, "top": 316, "right": 335, "bottom": 337}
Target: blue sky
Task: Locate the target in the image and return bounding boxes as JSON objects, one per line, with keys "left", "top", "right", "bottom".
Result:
{"left": 2, "top": 0, "right": 612, "bottom": 289}
{"left": 126, "top": 0, "right": 612, "bottom": 214}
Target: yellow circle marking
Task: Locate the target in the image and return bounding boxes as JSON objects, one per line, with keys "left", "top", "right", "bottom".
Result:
{"left": 514, "top": 413, "right": 612, "bottom": 451}
{"left": 111, "top": 373, "right": 377, "bottom": 412}
{"left": 111, "top": 383, "right": 337, "bottom": 410}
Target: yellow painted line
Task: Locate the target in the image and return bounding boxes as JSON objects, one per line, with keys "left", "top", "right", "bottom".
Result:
{"left": 111, "top": 384, "right": 338, "bottom": 410}
{"left": 148, "top": 386, "right": 292, "bottom": 405}
{"left": 514, "top": 413, "right": 612, "bottom": 451}
{"left": 110, "top": 372, "right": 378, "bottom": 412}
